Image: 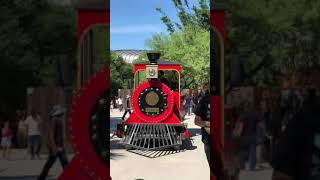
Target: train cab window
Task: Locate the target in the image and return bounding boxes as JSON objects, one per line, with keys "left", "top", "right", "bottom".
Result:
{"left": 134, "top": 70, "right": 179, "bottom": 91}
{"left": 135, "top": 70, "right": 147, "bottom": 87}
{"left": 163, "top": 70, "right": 179, "bottom": 91}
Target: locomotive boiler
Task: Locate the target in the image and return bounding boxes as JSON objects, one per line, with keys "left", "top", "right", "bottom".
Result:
{"left": 116, "top": 53, "right": 189, "bottom": 150}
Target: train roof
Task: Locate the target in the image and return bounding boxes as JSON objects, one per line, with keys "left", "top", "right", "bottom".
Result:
{"left": 134, "top": 60, "right": 181, "bottom": 65}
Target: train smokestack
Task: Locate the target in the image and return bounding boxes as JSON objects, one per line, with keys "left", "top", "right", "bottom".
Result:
{"left": 147, "top": 52, "right": 160, "bottom": 64}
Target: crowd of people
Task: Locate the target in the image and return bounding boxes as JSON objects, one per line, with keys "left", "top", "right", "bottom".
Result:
{"left": 0, "top": 105, "right": 69, "bottom": 180}
{"left": 110, "top": 82, "right": 319, "bottom": 180}
{"left": 180, "top": 86, "right": 207, "bottom": 117}
{"left": 231, "top": 100, "right": 269, "bottom": 171}
{"left": 222, "top": 87, "right": 319, "bottom": 179}
{"left": 110, "top": 96, "right": 129, "bottom": 112}
{"left": 1, "top": 109, "right": 42, "bottom": 160}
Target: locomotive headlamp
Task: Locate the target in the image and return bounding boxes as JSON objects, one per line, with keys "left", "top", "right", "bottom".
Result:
{"left": 146, "top": 65, "right": 158, "bottom": 78}
{"left": 148, "top": 69, "right": 156, "bottom": 76}
{"left": 145, "top": 91, "right": 159, "bottom": 106}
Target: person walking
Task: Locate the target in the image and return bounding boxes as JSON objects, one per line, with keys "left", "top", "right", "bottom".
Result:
{"left": 195, "top": 86, "right": 205, "bottom": 108}
{"left": 194, "top": 87, "right": 224, "bottom": 179}
{"left": 185, "top": 95, "right": 191, "bottom": 116}
{"left": 121, "top": 95, "right": 132, "bottom": 120}
{"left": 280, "top": 90, "right": 301, "bottom": 132}
{"left": 110, "top": 101, "right": 114, "bottom": 112}
{"left": 239, "top": 101, "right": 258, "bottom": 170}
{"left": 190, "top": 96, "right": 194, "bottom": 115}
{"left": 194, "top": 90, "right": 211, "bottom": 170}
{"left": 17, "top": 111, "right": 27, "bottom": 148}
{"left": 1, "top": 121, "right": 12, "bottom": 160}
{"left": 233, "top": 109, "right": 244, "bottom": 170}
{"left": 192, "top": 93, "right": 196, "bottom": 114}
{"left": 256, "top": 101, "right": 268, "bottom": 169}
{"left": 117, "top": 97, "right": 123, "bottom": 112}
{"left": 272, "top": 88, "right": 320, "bottom": 180}
{"left": 25, "top": 110, "right": 42, "bottom": 159}
{"left": 38, "top": 105, "right": 68, "bottom": 180}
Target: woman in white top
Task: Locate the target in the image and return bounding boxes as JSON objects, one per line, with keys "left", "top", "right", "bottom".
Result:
{"left": 25, "top": 110, "right": 42, "bottom": 159}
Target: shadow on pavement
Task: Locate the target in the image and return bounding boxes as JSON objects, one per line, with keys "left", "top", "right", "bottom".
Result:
{"left": 0, "top": 168, "right": 8, "bottom": 173}
{"left": 110, "top": 128, "right": 199, "bottom": 158}
{"left": 110, "top": 139, "right": 124, "bottom": 150}
{"left": 128, "top": 149, "right": 183, "bottom": 158}
{"left": 183, "top": 128, "right": 200, "bottom": 150}
{"left": 110, "top": 152, "right": 125, "bottom": 160}
{"left": 184, "top": 137, "right": 197, "bottom": 150}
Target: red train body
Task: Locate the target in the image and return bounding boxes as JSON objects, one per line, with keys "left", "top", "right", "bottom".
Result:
{"left": 116, "top": 53, "right": 188, "bottom": 150}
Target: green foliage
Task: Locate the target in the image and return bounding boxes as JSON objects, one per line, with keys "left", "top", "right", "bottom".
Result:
{"left": 156, "top": 0, "right": 320, "bottom": 87}
{"left": 0, "top": 0, "right": 76, "bottom": 111}
{"left": 146, "top": 26, "right": 210, "bottom": 88}
{"left": 132, "top": 50, "right": 149, "bottom": 63}
{"left": 156, "top": 0, "right": 210, "bottom": 33}
{"left": 147, "top": 0, "right": 210, "bottom": 88}
{"left": 110, "top": 53, "right": 134, "bottom": 97}
{"left": 227, "top": 0, "right": 320, "bottom": 86}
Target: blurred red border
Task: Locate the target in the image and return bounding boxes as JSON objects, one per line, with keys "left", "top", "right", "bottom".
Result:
{"left": 210, "top": 1, "right": 227, "bottom": 180}
{"left": 59, "top": 5, "right": 110, "bottom": 180}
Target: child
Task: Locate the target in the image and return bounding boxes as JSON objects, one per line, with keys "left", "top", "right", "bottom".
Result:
{"left": 1, "top": 121, "right": 12, "bottom": 160}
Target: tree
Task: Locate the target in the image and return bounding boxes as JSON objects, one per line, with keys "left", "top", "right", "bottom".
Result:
{"left": 156, "top": 0, "right": 210, "bottom": 33}
{"left": 110, "top": 53, "right": 134, "bottom": 97}
{"left": 155, "top": 0, "right": 320, "bottom": 88}
{"left": 146, "top": 0, "right": 210, "bottom": 89}
{"left": 226, "top": 0, "right": 320, "bottom": 86}
{"left": 145, "top": 26, "right": 209, "bottom": 89}
{"left": 0, "top": 0, "right": 76, "bottom": 115}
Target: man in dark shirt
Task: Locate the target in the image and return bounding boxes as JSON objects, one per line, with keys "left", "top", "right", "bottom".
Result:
{"left": 159, "top": 70, "right": 169, "bottom": 86}
{"left": 194, "top": 88, "right": 224, "bottom": 179}
{"left": 194, "top": 90, "right": 211, "bottom": 171}
{"left": 38, "top": 105, "right": 68, "bottom": 180}
{"left": 196, "top": 87, "right": 205, "bottom": 106}
{"left": 272, "top": 89, "right": 320, "bottom": 180}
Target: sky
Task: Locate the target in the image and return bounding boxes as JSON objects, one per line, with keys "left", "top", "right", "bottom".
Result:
{"left": 110, "top": 0, "right": 181, "bottom": 50}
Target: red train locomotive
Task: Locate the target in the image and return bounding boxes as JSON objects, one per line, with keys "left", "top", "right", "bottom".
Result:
{"left": 116, "top": 53, "right": 189, "bottom": 150}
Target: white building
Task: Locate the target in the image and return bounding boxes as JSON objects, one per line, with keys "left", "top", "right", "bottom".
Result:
{"left": 113, "top": 50, "right": 144, "bottom": 63}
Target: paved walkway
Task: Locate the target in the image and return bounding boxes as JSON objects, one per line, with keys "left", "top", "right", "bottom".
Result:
{"left": 0, "top": 149, "right": 72, "bottom": 180}
{"left": 0, "top": 109, "right": 273, "bottom": 180}
{"left": 111, "top": 108, "right": 273, "bottom": 180}
{"left": 110, "top": 109, "right": 210, "bottom": 180}
{"left": 240, "top": 167, "right": 273, "bottom": 180}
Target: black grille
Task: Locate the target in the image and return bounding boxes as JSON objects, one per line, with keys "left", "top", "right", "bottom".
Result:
{"left": 122, "top": 124, "right": 183, "bottom": 150}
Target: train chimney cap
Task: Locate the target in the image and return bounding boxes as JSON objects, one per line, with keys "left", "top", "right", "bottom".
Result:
{"left": 147, "top": 52, "right": 160, "bottom": 64}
